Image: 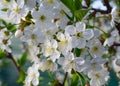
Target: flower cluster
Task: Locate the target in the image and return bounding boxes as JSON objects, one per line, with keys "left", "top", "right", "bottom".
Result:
{"left": 0, "top": 0, "right": 120, "bottom": 86}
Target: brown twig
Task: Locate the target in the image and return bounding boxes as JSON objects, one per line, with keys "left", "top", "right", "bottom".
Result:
{"left": 83, "top": 0, "right": 112, "bottom": 17}
{"left": 6, "top": 52, "right": 20, "bottom": 74}
{"left": 114, "top": 21, "right": 120, "bottom": 35}
{"left": 113, "top": 42, "right": 120, "bottom": 46}
{"left": 62, "top": 72, "right": 68, "bottom": 86}
{"left": 103, "top": 0, "right": 112, "bottom": 13}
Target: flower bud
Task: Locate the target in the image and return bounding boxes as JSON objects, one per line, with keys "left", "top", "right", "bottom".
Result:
{"left": 15, "top": 29, "right": 23, "bottom": 38}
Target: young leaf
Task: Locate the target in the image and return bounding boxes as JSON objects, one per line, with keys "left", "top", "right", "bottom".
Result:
{"left": 17, "top": 69, "right": 26, "bottom": 83}
{"left": 74, "top": 8, "right": 91, "bottom": 21}
{"left": 6, "top": 23, "right": 16, "bottom": 33}
{"left": 70, "top": 74, "right": 79, "bottom": 86}
{"left": 74, "top": 0, "right": 82, "bottom": 10}
{"left": 60, "top": 0, "right": 75, "bottom": 14}
{"left": 0, "top": 49, "right": 6, "bottom": 59}
{"left": 18, "top": 52, "right": 27, "bottom": 67}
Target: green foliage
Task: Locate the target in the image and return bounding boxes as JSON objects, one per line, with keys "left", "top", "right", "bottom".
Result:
{"left": 70, "top": 70, "right": 88, "bottom": 86}
{"left": 60, "top": 0, "right": 82, "bottom": 14}
{"left": 48, "top": 79, "right": 62, "bottom": 86}
{"left": 0, "top": 19, "right": 7, "bottom": 26}
{"left": 0, "top": 49, "right": 6, "bottom": 59}
{"left": 0, "top": 19, "right": 16, "bottom": 33}
{"left": 70, "top": 74, "right": 79, "bottom": 86}
{"left": 74, "top": 8, "right": 91, "bottom": 21}
{"left": 60, "top": 0, "right": 90, "bottom": 22}
{"left": 18, "top": 52, "right": 27, "bottom": 67}
{"left": 6, "top": 23, "right": 16, "bottom": 33}
{"left": 74, "top": 48, "right": 82, "bottom": 57}
{"left": 60, "top": 0, "right": 76, "bottom": 14}
{"left": 17, "top": 69, "right": 26, "bottom": 83}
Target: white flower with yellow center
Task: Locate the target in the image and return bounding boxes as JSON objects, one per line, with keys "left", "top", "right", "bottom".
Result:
{"left": 88, "top": 69, "right": 109, "bottom": 86}
{"left": 65, "top": 22, "right": 94, "bottom": 49}
{"left": 58, "top": 52, "right": 75, "bottom": 73}
{"left": 24, "top": 63, "right": 40, "bottom": 86}
{"left": 43, "top": 39, "right": 60, "bottom": 62}
{"left": 7, "top": 0, "right": 29, "bottom": 24}
{"left": 32, "top": 6, "right": 55, "bottom": 30}
{"left": 20, "top": 25, "right": 46, "bottom": 45}
{"left": 57, "top": 32, "right": 72, "bottom": 54}
{"left": 87, "top": 39, "right": 105, "bottom": 57}
{"left": 39, "top": 59, "right": 57, "bottom": 72}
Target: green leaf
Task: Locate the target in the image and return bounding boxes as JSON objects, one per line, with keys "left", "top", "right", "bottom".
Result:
{"left": 74, "top": 48, "right": 82, "bottom": 57}
{"left": 17, "top": 69, "right": 26, "bottom": 83}
{"left": 77, "top": 72, "right": 86, "bottom": 81}
{"left": 70, "top": 74, "right": 79, "bottom": 86}
{"left": 0, "top": 19, "right": 7, "bottom": 26}
{"left": 63, "top": 10, "right": 74, "bottom": 21}
{"left": 0, "top": 49, "right": 6, "bottom": 59}
{"left": 60, "top": 0, "right": 75, "bottom": 14}
{"left": 18, "top": 52, "right": 27, "bottom": 67}
{"left": 74, "top": 8, "right": 91, "bottom": 21}
{"left": 74, "top": 0, "right": 82, "bottom": 10}
{"left": 86, "top": 24, "right": 95, "bottom": 28}
{"left": 6, "top": 23, "right": 16, "bottom": 33}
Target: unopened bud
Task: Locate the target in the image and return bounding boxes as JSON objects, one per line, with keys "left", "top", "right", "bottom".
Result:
{"left": 15, "top": 29, "right": 23, "bottom": 38}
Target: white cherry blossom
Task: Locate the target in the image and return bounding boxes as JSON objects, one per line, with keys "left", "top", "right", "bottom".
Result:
{"left": 42, "top": 39, "right": 60, "bottom": 62}
{"left": 7, "top": 0, "right": 29, "bottom": 24}
{"left": 88, "top": 69, "right": 109, "bottom": 86}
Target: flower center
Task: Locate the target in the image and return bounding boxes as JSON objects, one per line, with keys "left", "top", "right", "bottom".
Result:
{"left": 92, "top": 45, "right": 99, "bottom": 52}
{"left": 40, "top": 15, "right": 46, "bottom": 22}
{"left": 2, "top": 39, "right": 8, "bottom": 45}
{"left": 77, "top": 32, "right": 83, "bottom": 37}
{"left": 31, "top": 34, "right": 36, "bottom": 40}
{"left": 95, "top": 73, "right": 100, "bottom": 78}
{"left": 46, "top": 47, "right": 54, "bottom": 55}
{"left": 47, "top": 0, "right": 54, "bottom": 3}
{"left": 4, "top": 31, "right": 10, "bottom": 36}
{"left": 14, "top": 7, "right": 20, "bottom": 13}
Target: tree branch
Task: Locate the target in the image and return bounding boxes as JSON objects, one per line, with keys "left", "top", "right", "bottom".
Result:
{"left": 62, "top": 72, "right": 68, "bottom": 86}
{"left": 83, "top": 0, "right": 112, "bottom": 17}
{"left": 114, "top": 21, "right": 120, "bottom": 35}
{"left": 6, "top": 52, "right": 20, "bottom": 74}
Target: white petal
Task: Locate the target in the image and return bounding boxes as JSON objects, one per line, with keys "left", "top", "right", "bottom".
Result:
{"left": 51, "top": 39, "right": 58, "bottom": 49}
{"left": 72, "top": 38, "right": 86, "bottom": 49}
{"left": 103, "top": 37, "right": 114, "bottom": 46}
{"left": 83, "top": 29, "right": 94, "bottom": 40}
{"left": 17, "top": 0, "right": 24, "bottom": 8}
{"left": 50, "top": 50, "right": 60, "bottom": 62}
{"left": 65, "top": 25, "right": 76, "bottom": 35}
{"left": 32, "top": 78, "right": 39, "bottom": 86}
{"left": 76, "top": 22, "right": 86, "bottom": 32}
{"left": 57, "top": 32, "right": 65, "bottom": 41}
{"left": 57, "top": 58, "right": 65, "bottom": 65}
